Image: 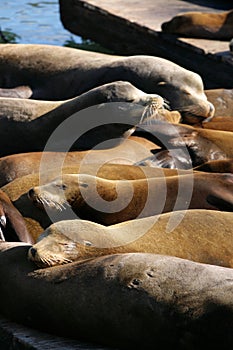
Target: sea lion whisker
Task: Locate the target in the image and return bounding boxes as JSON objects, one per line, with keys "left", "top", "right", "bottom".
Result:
{"left": 37, "top": 194, "right": 67, "bottom": 211}
{"left": 0, "top": 215, "right": 6, "bottom": 228}
{"left": 140, "top": 102, "right": 164, "bottom": 124}
{"left": 0, "top": 227, "right": 5, "bottom": 241}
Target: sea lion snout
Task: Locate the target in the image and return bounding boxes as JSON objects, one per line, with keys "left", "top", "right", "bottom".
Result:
{"left": 28, "top": 232, "right": 80, "bottom": 267}
{"left": 28, "top": 188, "right": 35, "bottom": 199}
{"left": 29, "top": 247, "right": 37, "bottom": 258}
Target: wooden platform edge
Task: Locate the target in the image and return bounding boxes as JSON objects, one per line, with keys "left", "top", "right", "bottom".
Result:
{"left": 0, "top": 316, "right": 111, "bottom": 350}
{"left": 59, "top": 0, "right": 233, "bottom": 89}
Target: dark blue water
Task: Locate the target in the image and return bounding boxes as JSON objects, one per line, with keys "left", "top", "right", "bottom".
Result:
{"left": 0, "top": 1, "right": 81, "bottom": 45}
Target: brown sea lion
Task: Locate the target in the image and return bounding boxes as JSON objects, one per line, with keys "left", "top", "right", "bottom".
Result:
{"left": 202, "top": 116, "right": 233, "bottom": 132}
{"left": 0, "top": 86, "right": 32, "bottom": 99}
{"left": 205, "top": 88, "right": 233, "bottom": 117}
{"left": 0, "top": 189, "right": 33, "bottom": 243}
{"left": 194, "top": 159, "right": 233, "bottom": 173}
{"left": 28, "top": 172, "right": 233, "bottom": 226}
{"left": 0, "top": 135, "right": 159, "bottom": 187}
{"left": 134, "top": 148, "right": 192, "bottom": 169}
{"left": 136, "top": 121, "right": 233, "bottom": 167}
{"left": 1, "top": 164, "right": 190, "bottom": 241}
{"left": 2, "top": 243, "right": 233, "bottom": 349}
{"left": 0, "top": 81, "right": 164, "bottom": 156}
{"left": 0, "top": 44, "right": 214, "bottom": 121}
{"left": 161, "top": 9, "right": 233, "bottom": 40}
{"left": 28, "top": 210, "right": 233, "bottom": 268}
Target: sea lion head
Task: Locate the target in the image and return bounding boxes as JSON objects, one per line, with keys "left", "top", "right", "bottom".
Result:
{"left": 28, "top": 174, "right": 93, "bottom": 212}
{"left": 100, "top": 81, "right": 166, "bottom": 125}
{"left": 28, "top": 225, "right": 94, "bottom": 267}
{"left": 161, "top": 13, "right": 194, "bottom": 35}
{"left": 154, "top": 80, "right": 215, "bottom": 125}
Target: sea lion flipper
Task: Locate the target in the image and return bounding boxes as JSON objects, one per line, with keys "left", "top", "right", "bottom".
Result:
{"left": 6, "top": 209, "right": 35, "bottom": 244}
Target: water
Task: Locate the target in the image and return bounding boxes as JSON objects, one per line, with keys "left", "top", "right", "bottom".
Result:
{"left": 0, "top": 0, "right": 82, "bottom": 46}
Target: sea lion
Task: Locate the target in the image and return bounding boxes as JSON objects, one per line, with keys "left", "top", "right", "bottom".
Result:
{"left": 1, "top": 164, "right": 190, "bottom": 241}
{"left": 205, "top": 88, "right": 233, "bottom": 117}
{"left": 0, "top": 134, "right": 159, "bottom": 187}
{"left": 134, "top": 148, "right": 192, "bottom": 169}
{"left": 202, "top": 116, "right": 233, "bottom": 132}
{"left": 194, "top": 159, "right": 233, "bottom": 173}
{"left": 161, "top": 9, "right": 233, "bottom": 40}
{"left": 136, "top": 121, "right": 233, "bottom": 166}
{"left": 0, "top": 44, "right": 214, "bottom": 122}
{"left": 0, "top": 81, "right": 165, "bottom": 156}
{"left": 0, "top": 94, "right": 180, "bottom": 127}
{"left": 28, "top": 210, "right": 233, "bottom": 268}
{"left": 0, "top": 189, "right": 33, "bottom": 243}
{"left": 28, "top": 172, "right": 233, "bottom": 226}
{"left": 2, "top": 243, "right": 233, "bottom": 349}
{"left": 0, "top": 86, "right": 32, "bottom": 99}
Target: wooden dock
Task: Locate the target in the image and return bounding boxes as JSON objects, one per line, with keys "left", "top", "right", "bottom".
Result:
{"left": 59, "top": 0, "right": 233, "bottom": 89}
{"left": 0, "top": 316, "right": 113, "bottom": 350}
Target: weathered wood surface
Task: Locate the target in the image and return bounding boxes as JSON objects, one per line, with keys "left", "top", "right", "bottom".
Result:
{"left": 59, "top": 0, "right": 233, "bottom": 89}
{"left": 0, "top": 316, "right": 113, "bottom": 350}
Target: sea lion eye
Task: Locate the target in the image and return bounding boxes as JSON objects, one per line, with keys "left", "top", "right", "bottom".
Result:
{"left": 56, "top": 184, "right": 67, "bottom": 190}
{"left": 83, "top": 240, "right": 92, "bottom": 246}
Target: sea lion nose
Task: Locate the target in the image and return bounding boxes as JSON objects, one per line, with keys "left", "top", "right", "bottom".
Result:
{"left": 28, "top": 188, "right": 35, "bottom": 198}
{"left": 30, "top": 247, "right": 37, "bottom": 258}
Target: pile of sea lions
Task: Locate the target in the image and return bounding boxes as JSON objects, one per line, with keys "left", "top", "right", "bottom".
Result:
{"left": 0, "top": 43, "right": 233, "bottom": 349}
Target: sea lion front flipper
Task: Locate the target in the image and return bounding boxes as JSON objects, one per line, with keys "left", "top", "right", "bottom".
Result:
{"left": 5, "top": 207, "right": 35, "bottom": 244}
{"left": 0, "top": 189, "right": 35, "bottom": 244}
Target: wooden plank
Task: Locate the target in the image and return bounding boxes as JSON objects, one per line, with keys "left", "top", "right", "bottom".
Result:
{"left": 0, "top": 316, "right": 114, "bottom": 350}
{"left": 59, "top": 0, "right": 233, "bottom": 89}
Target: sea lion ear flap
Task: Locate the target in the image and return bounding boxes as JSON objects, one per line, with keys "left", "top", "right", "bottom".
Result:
{"left": 80, "top": 182, "right": 89, "bottom": 188}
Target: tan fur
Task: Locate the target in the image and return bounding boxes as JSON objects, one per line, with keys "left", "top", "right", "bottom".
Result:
{"left": 202, "top": 116, "right": 233, "bottom": 132}
{"left": 0, "top": 137, "right": 159, "bottom": 187}
{"left": 162, "top": 10, "right": 233, "bottom": 40}
{"left": 0, "top": 44, "right": 213, "bottom": 121}
{"left": 3, "top": 243, "right": 233, "bottom": 348}
{"left": 28, "top": 210, "right": 233, "bottom": 268}
{"left": 194, "top": 159, "right": 233, "bottom": 173}
{"left": 28, "top": 172, "right": 233, "bottom": 226}
{"left": 1, "top": 164, "right": 190, "bottom": 241}
{"left": 205, "top": 88, "right": 233, "bottom": 117}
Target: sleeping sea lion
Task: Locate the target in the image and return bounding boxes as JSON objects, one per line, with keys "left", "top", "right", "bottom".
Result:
{"left": 28, "top": 172, "right": 233, "bottom": 226}
{"left": 28, "top": 209, "right": 233, "bottom": 268}
{"left": 0, "top": 134, "right": 159, "bottom": 187}
{"left": 1, "top": 164, "right": 190, "bottom": 241}
{"left": 2, "top": 243, "right": 233, "bottom": 349}
{"left": 0, "top": 81, "right": 165, "bottom": 156}
{"left": 161, "top": 9, "right": 233, "bottom": 40}
{"left": 0, "top": 44, "right": 214, "bottom": 122}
